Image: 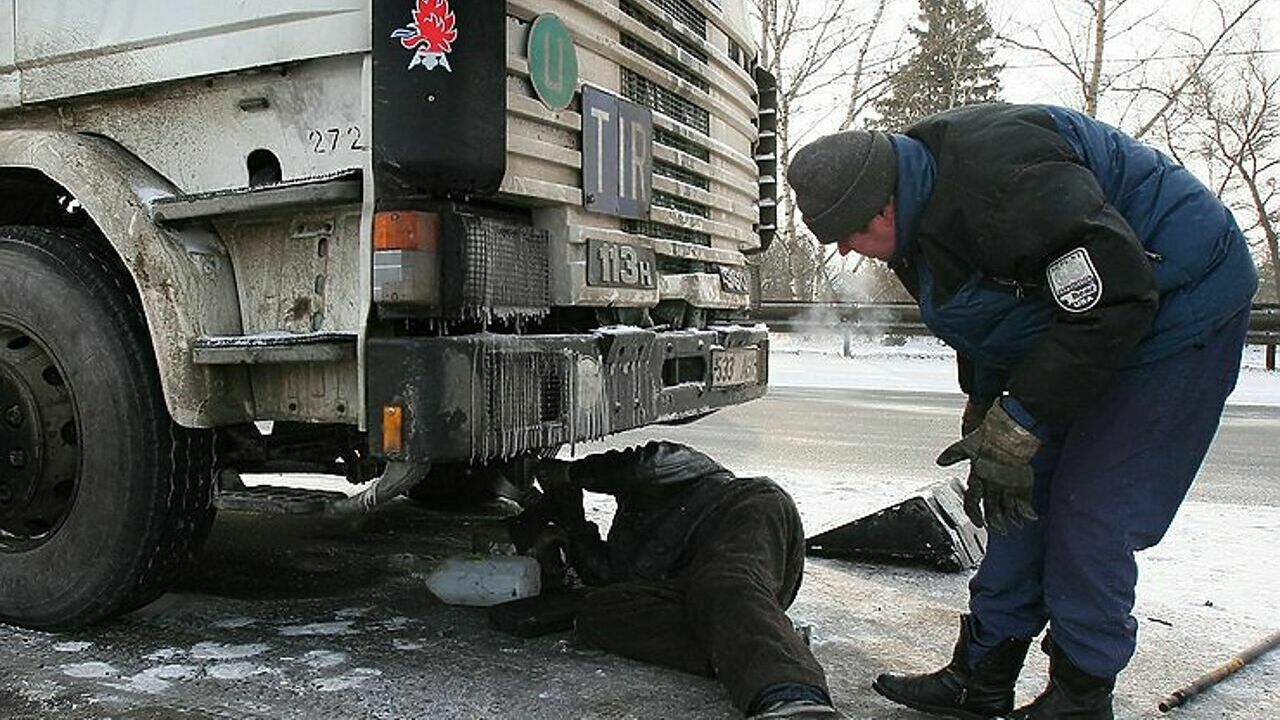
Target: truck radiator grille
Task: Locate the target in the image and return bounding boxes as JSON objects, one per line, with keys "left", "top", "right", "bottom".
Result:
{"left": 653, "top": 191, "right": 710, "bottom": 218}
{"left": 622, "top": 69, "right": 710, "bottom": 137}
{"left": 615, "top": 0, "right": 744, "bottom": 253}
{"left": 653, "top": 127, "right": 710, "bottom": 162}
{"left": 621, "top": 34, "right": 709, "bottom": 93}
{"left": 624, "top": 219, "right": 711, "bottom": 247}
{"left": 648, "top": 0, "right": 707, "bottom": 38}
{"left": 654, "top": 160, "right": 710, "bottom": 190}
{"left": 619, "top": 0, "right": 708, "bottom": 62}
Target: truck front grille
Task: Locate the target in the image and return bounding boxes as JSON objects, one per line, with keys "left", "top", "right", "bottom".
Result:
{"left": 648, "top": 0, "right": 708, "bottom": 37}
{"left": 653, "top": 192, "right": 710, "bottom": 218}
{"left": 624, "top": 219, "right": 711, "bottom": 247}
{"left": 654, "top": 160, "right": 710, "bottom": 190}
{"left": 621, "top": 34, "right": 709, "bottom": 93}
{"left": 620, "top": 0, "right": 709, "bottom": 60}
{"left": 622, "top": 69, "right": 710, "bottom": 136}
{"left": 620, "top": 60, "right": 716, "bottom": 239}
{"left": 507, "top": 0, "right": 756, "bottom": 258}
{"left": 653, "top": 127, "right": 710, "bottom": 163}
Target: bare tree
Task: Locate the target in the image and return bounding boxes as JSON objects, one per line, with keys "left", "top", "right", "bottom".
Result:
{"left": 755, "top": 0, "right": 856, "bottom": 300}
{"left": 996, "top": 0, "right": 1155, "bottom": 117}
{"left": 754, "top": 0, "right": 901, "bottom": 300}
{"left": 994, "top": 0, "right": 1263, "bottom": 128}
{"left": 837, "top": 0, "right": 903, "bottom": 131}
{"left": 1169, "top": 32, "right": 1279, "bottom": 302}
{"left": 1131, "top": 0, "right": 1267, "bottom": 139}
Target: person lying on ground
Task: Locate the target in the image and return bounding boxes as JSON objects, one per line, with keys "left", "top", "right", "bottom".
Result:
{"left": 507, "top": 441, "right": 842, "bottom": 720}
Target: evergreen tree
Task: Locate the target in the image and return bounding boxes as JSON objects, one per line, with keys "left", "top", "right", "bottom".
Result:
{"left": 874, "top": 0, "right": 1002, "bottom": 131}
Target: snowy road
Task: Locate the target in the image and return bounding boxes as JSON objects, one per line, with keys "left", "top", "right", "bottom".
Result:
{"left": 0, "top": 341, "right": 1276, "bottom": 719}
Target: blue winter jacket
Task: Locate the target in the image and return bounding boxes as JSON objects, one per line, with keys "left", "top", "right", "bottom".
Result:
{"left": 890, "top": 104, "right": 1256, "bottom": 424}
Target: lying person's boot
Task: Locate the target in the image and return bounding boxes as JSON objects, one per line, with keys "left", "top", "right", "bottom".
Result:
{"left": 748, "top": 699, "right": 845, "bottom": 719}
{"left": 1009, "top": 637, "right": 1114, "bottom": 719}
{"left": 873, "top": 616, "right": 1031, "bottom": 719}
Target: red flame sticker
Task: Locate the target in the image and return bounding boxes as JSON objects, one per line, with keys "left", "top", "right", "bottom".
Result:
{"left": 390, "top": 0, "right": 459, "bottom": 72}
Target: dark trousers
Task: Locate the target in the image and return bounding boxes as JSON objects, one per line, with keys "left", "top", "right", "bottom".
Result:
{"left": 574, "top": 486, "right": 829, "bottom": 712}
{"left": 968, "top": 309, "right": 1249, "bottom": 677}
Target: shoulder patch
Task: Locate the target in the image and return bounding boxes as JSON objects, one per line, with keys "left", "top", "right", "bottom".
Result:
{"left": 1046, "top": 247, "right": 1101, "bottom": 313}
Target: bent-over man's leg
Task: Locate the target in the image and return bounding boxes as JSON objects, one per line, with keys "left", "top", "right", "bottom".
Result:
{"left": 1043, "top": 309, "right": 1248, "bottom": 677}
{"left": 965, "top": 436, "right": 1062, "bottom": 665}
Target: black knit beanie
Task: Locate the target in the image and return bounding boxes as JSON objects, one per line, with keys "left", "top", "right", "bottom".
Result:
{"left": 787, "top": 130, "right": 897, "bottom": 244}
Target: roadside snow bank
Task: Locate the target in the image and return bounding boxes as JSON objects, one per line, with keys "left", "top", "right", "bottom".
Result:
{"left": 768, "top": 333, "right": 1280, "bottom": 406}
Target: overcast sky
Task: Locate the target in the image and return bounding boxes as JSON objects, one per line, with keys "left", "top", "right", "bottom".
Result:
{"left": 986, "top": 0, "right": 1279, "bottom": 108}
{"left": 787, "top": 0, "right": 1278, "bottom": 140}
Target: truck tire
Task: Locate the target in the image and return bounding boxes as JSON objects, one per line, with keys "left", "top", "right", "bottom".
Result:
{"left": 0, "top": 226, "right": 216, "bottom": 630}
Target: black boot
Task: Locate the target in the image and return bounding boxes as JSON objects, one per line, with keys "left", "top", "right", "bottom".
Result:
{"left": 1010, "top": 636, "right": 1115, "bottom": 719}
{"left": 873, "top": 616, "right": 1031, "bottom": 719}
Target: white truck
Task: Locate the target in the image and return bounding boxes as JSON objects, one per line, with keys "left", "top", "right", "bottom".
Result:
{"left": 0, "top": 0, "right": 775, "bottom": 629}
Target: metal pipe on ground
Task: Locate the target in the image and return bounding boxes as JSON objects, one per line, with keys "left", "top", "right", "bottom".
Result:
{"left": 1158, "top": 628, "right": 1280, "bottom": 712}
{"left": 325, "top": 461, "right": 431, "bottom": 515}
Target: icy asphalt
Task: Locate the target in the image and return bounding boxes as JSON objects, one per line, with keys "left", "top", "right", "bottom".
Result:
{"left": 0, "top": 336, "right": 1275, "bottom": 719}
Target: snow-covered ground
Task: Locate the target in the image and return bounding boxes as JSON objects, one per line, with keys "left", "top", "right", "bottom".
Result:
{"left": 768, "top": 333, "right": 1280, "bottom": 406}
{"left": 7, "top": 334, "right": 1274, "bottom": 719}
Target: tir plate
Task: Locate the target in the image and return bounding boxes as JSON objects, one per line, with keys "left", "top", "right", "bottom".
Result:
{"left": 710, "top": 347, "right": 760, "bottom": 388}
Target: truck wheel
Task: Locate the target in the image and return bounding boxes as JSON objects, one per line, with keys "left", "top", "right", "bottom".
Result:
{"left": 0, "top": 227, "right": 216, "bottom": 630}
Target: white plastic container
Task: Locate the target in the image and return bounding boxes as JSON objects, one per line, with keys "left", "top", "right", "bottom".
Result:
{"left": 424, "top": 555, "right": 542, "bottom": 607}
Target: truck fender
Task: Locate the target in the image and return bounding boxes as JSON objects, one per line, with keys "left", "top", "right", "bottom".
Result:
{"left": 0, "top": 129, "right": 251, "bottom": 427}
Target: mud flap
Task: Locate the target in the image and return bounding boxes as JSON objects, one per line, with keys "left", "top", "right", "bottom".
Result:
{"left": 805, "top": 478, "right": 986, "bottom": 572}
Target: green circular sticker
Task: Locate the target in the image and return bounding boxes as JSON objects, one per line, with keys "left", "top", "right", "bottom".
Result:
{"left": 528, "top": 14, "right": 578, "bottom": 111}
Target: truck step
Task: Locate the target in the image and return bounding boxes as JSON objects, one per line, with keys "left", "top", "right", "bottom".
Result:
{"left": 192, "top": 332, "right": 357, "bottom": 365}
{"left": 215, "top": 485, "right": 349, "bottom": 515}
{"left": 149, "top": 174, "right": 361, "bottom": 222}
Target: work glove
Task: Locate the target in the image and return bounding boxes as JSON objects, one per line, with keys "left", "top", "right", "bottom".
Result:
{"left": 535, "top": 460, "right": 613, "bottom": 585}
{"left": 937, "top": 400, "right": 1041, "bottom": 534}
{"left": 957, "top": 397, "right": 995, "bottom": 524}
{"left": 961, "top": 396, "right": 995, "bottom": 437}
{"left": 535, "top": 459, "right": 587, "bottom": 529}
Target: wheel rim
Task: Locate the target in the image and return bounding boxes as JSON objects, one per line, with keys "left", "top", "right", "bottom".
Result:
{"left": 0, "top": 320, "right": 81, "bottom": 552}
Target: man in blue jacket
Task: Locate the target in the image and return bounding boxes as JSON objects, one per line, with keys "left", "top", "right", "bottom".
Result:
{"left": 786, "top": 103, "right": 1256, "bottom": 720}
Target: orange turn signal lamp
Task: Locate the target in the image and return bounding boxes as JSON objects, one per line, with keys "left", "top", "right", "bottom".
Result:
{"left": 382, "top": 405, "right": 404, "bottom": 455}
{"left": 374, "top": 211, "right": 440, "bottom": 252}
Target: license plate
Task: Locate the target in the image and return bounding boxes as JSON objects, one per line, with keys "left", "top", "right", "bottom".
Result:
{"left": 710, "top": 348, "right": 760, "bottom": 388}
{"left": 718, "top": 265, "right": 751, "bottom": 295}
{"left": 587, "top": 239, "right": 657, "bottom": 289}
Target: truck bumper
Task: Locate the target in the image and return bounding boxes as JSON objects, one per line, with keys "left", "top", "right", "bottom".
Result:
{"left": 367, "top": 325, "right": 768, "bottom": 463}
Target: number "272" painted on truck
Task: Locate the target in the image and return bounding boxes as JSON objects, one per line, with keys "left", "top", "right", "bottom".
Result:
{"left": 308, "top": 126, "right": 368, "bottom": 154}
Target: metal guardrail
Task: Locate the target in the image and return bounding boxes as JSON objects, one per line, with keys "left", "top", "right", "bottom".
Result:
{"left": 755, "top": 302, "right": 1280, "bottom": 367}
{"left": 754, "top": 301, "right": 925, "bottom": 336}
